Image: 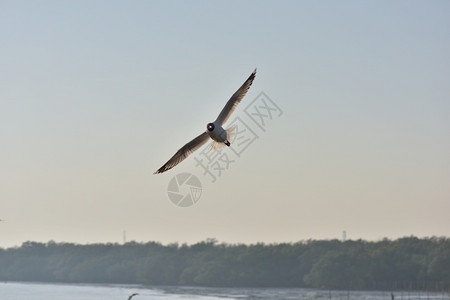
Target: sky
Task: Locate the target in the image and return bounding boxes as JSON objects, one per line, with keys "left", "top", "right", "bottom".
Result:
{"left": 1, "top": 1, "right": 449, "bottom": 248}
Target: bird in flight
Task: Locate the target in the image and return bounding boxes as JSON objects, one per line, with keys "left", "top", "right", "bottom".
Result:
{"left": 154, "top": 69, "right": 256, "bottom": 174}
{"left": 127, "top": 293, "right": 139, "bottom": 300}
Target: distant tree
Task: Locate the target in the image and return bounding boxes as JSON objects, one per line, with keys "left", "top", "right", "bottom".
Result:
{"left": 0, "top": 237, "right": 448, "bottom": 290}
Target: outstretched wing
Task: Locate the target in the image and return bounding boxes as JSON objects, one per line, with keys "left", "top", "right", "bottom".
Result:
{"left": 154, "top": 132, "right": 210, "bottom": 174}
{"left": 128, "top": 293, "right": 139, "bottom": 300}
{"left": 215, "top": 69, "right": 256, "bottom": 126}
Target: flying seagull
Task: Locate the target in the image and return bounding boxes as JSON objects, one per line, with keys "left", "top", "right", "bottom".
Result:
{"left": 154, "top": 69, "right": 256, "bottom": 174}
{"left": 128, "top": 293, "right": 139, "bottom": 300}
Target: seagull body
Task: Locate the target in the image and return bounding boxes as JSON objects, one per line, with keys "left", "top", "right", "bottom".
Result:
{"left": 155, "top": 69, "right": 256, "bottom": 174}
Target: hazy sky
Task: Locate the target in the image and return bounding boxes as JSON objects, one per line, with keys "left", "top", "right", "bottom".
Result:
{"left": 1, "top": 1, "right": 449, "bottom": 248}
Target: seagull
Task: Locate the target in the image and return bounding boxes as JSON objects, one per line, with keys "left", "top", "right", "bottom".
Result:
{"left": 128, "top": 293, "right": 139, "bottom": 300}
{"left": 154, "top": 69, "right": 256, "bottom": 174}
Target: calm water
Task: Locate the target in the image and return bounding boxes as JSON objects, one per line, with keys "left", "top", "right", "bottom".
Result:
{"left": 0, "top": 282, "right": 448, "bottom": 300}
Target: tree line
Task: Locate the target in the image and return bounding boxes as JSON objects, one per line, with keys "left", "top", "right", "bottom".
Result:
{"left": 0, "top": 236, "right": 448, "bottom": 290}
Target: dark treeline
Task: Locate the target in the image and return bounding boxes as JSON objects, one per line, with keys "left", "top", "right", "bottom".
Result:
{"left": 0, "top": 237, "right": 449, "bottom": 291}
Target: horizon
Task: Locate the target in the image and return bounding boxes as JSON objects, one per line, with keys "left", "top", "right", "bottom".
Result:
{"left": 2, "top": 234, "right": 449, "bottom": 250}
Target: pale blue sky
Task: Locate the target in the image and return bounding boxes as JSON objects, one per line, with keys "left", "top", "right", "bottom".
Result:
{"left": 1, "top": 1, "right": 449, "bottom": 247}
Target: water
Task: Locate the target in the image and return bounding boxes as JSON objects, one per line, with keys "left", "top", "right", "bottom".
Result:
{"left": 0, "top": 282, "right": 448, "bottom": 300}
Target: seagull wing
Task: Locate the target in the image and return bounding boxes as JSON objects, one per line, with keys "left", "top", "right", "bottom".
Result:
{"left": 128, "top": 293, "right": 139, "bottom": 300}
{"left": 215, "top": 69, "right": 256, "bottom": 126}
{"left": 154, "top": 132, "right": 210, "bottom": 174}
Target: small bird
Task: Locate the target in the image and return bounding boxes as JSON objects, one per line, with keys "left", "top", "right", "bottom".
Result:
{"left": 154, "top": 69, "right": 256, "bottom": 174}
{"left": 128, "top": 293, "right": 139, "bottom": 300}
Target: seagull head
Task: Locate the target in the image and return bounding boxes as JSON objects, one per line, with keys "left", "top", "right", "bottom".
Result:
{"left": 206, "top": 123, "right": 215, "bottom": 132}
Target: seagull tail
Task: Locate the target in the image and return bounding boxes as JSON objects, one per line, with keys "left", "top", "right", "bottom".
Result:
{"left": 226, "top": 125, "right": 236, "bottom": 144}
